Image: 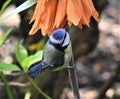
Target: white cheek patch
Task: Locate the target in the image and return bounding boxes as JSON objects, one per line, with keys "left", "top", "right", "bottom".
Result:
{"left": 62, "top": 32, "right": 70, "bottom": 47}
{"left": 50, "top": 36, "right": 59, "bottom": 44}
{"left": 50, "top": 35, "right": 64, "bottom": 44}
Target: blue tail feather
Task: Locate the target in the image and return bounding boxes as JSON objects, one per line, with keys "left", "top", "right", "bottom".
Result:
{"left": 29, "top": 63, "right": 42, "bottom": 79}
{"left": 29, "top": 62, "right": 52, "bottom": 79}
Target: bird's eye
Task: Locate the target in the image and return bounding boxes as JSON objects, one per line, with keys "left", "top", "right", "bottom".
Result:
{"left": 61, "top": 31, "right": 70, "bottom": 47}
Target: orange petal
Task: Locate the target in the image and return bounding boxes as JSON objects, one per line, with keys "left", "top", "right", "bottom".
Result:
{"left": 40, "top": 0, "right": 58, "bottom": 36}
{"left": 66, "top": 0, "right": 82, "bottom": 26}
{"left": 47, "top": 32, "right": 52, "bottom": 37}
{"left": 59, "top": 16, "right": 67, "bottom": 28}
{"left": 76, "top": 0, "right": 88, "bottom": 27}
{"left": 32, "top": 0, "right": 46, "bottom": 29}
{"left": 30, "top": 0, "right": 46, "bottom": 24}
{"left": 29, "top": 26, "right": 40, "bottom": 35}
{"left": 29, "top": 2, "right": 39, "bottom": 23}
{"left": 88, "top": 0, "right": 99, "bottom": 22}
{"left": 53, "top": 0, "right": 67, "bottom": 28}
{"left": 80, "top": 0, "right": 92, "bottom": 25}
{"left": 29, "top": 0, "right": 46, "bottom": 35}
{"left": 78, "top": 19, "right": 83, "bottom": 29}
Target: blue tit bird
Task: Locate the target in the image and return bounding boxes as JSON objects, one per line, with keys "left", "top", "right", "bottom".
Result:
{"left": 29, "top": 29, "right": 72, "bottom": 79}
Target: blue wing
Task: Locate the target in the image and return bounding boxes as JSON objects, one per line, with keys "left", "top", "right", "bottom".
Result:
{"left": 29, "top": 61, "right": 52, "bottom": 79}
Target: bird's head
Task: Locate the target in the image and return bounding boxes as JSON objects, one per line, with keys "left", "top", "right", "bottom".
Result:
{"left": 49, "top": 29, "right": 70, "bottom": 51}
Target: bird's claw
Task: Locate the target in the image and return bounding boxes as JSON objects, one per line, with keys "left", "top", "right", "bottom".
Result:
{"left": 66, "top": 65, "right": 76, "bottom": 69}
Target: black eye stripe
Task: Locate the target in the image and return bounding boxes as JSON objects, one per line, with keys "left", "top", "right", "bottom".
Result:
{"left": 49, "top": 37, "right": 68, "bottom": 51}
{"left": 54, "top": 44, "right": 68, "bottom": 52}
{"left": 61, "top": 31, "right": 67, "bottom": 45}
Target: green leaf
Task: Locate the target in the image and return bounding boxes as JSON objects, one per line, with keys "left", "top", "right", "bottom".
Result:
{"left": 0, "top": 0, "right": 11, "bottom": 15}
{"left": 0, "top": 71, "right": 14, "bottom": 99}
{"left": 0, "top": 0, "right": 38, "bottom": 23}
{"left": 15, "top": 43, "right": 28, "bottom": 66}
{"left": 0, "top": 27, "right": 13, "bottom": 46}
{"left": 22, "top": 50, "right": 43, "bottom": 71}
{"left": 0, "top": 63, "right": 21, "bottom": 71}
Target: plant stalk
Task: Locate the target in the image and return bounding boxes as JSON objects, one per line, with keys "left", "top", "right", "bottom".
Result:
{"left": 0, "top": 71, "right": 13, "bottom": 99}
{"left": 27, "top": 76, "right": 52, "bottom": 99}
{"left": 67, "top": 51, "right": 80, "bottom": 99}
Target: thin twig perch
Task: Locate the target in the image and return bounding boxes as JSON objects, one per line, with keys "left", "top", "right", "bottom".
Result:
{"left": 67, "top": 51, "right": 80, "bottom": 99}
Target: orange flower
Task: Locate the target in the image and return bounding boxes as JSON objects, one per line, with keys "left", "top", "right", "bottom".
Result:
{"left": 29, "top": 0, "right": 99, "bottom": 36}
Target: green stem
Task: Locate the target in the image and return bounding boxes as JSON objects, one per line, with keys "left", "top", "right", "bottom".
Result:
{"left": 27, "top": 76, "right": 52, "bottom": 99}
{"left": 0, "top": 71, "right": 13, "bottom": 99}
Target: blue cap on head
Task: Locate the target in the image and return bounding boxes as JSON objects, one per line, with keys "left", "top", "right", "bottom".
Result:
{"left": 50, "top": 29, "right": 67, "bottom": 44}
{"left": 52, "top": 29, "right": 66, "bottom": 41}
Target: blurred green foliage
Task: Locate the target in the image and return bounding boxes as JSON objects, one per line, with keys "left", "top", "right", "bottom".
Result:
{"left": 0, "top": 0, "right": 11, "bottom": 15}
{"left": 0, "top": 27, "right": 13, "bottom": 46}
